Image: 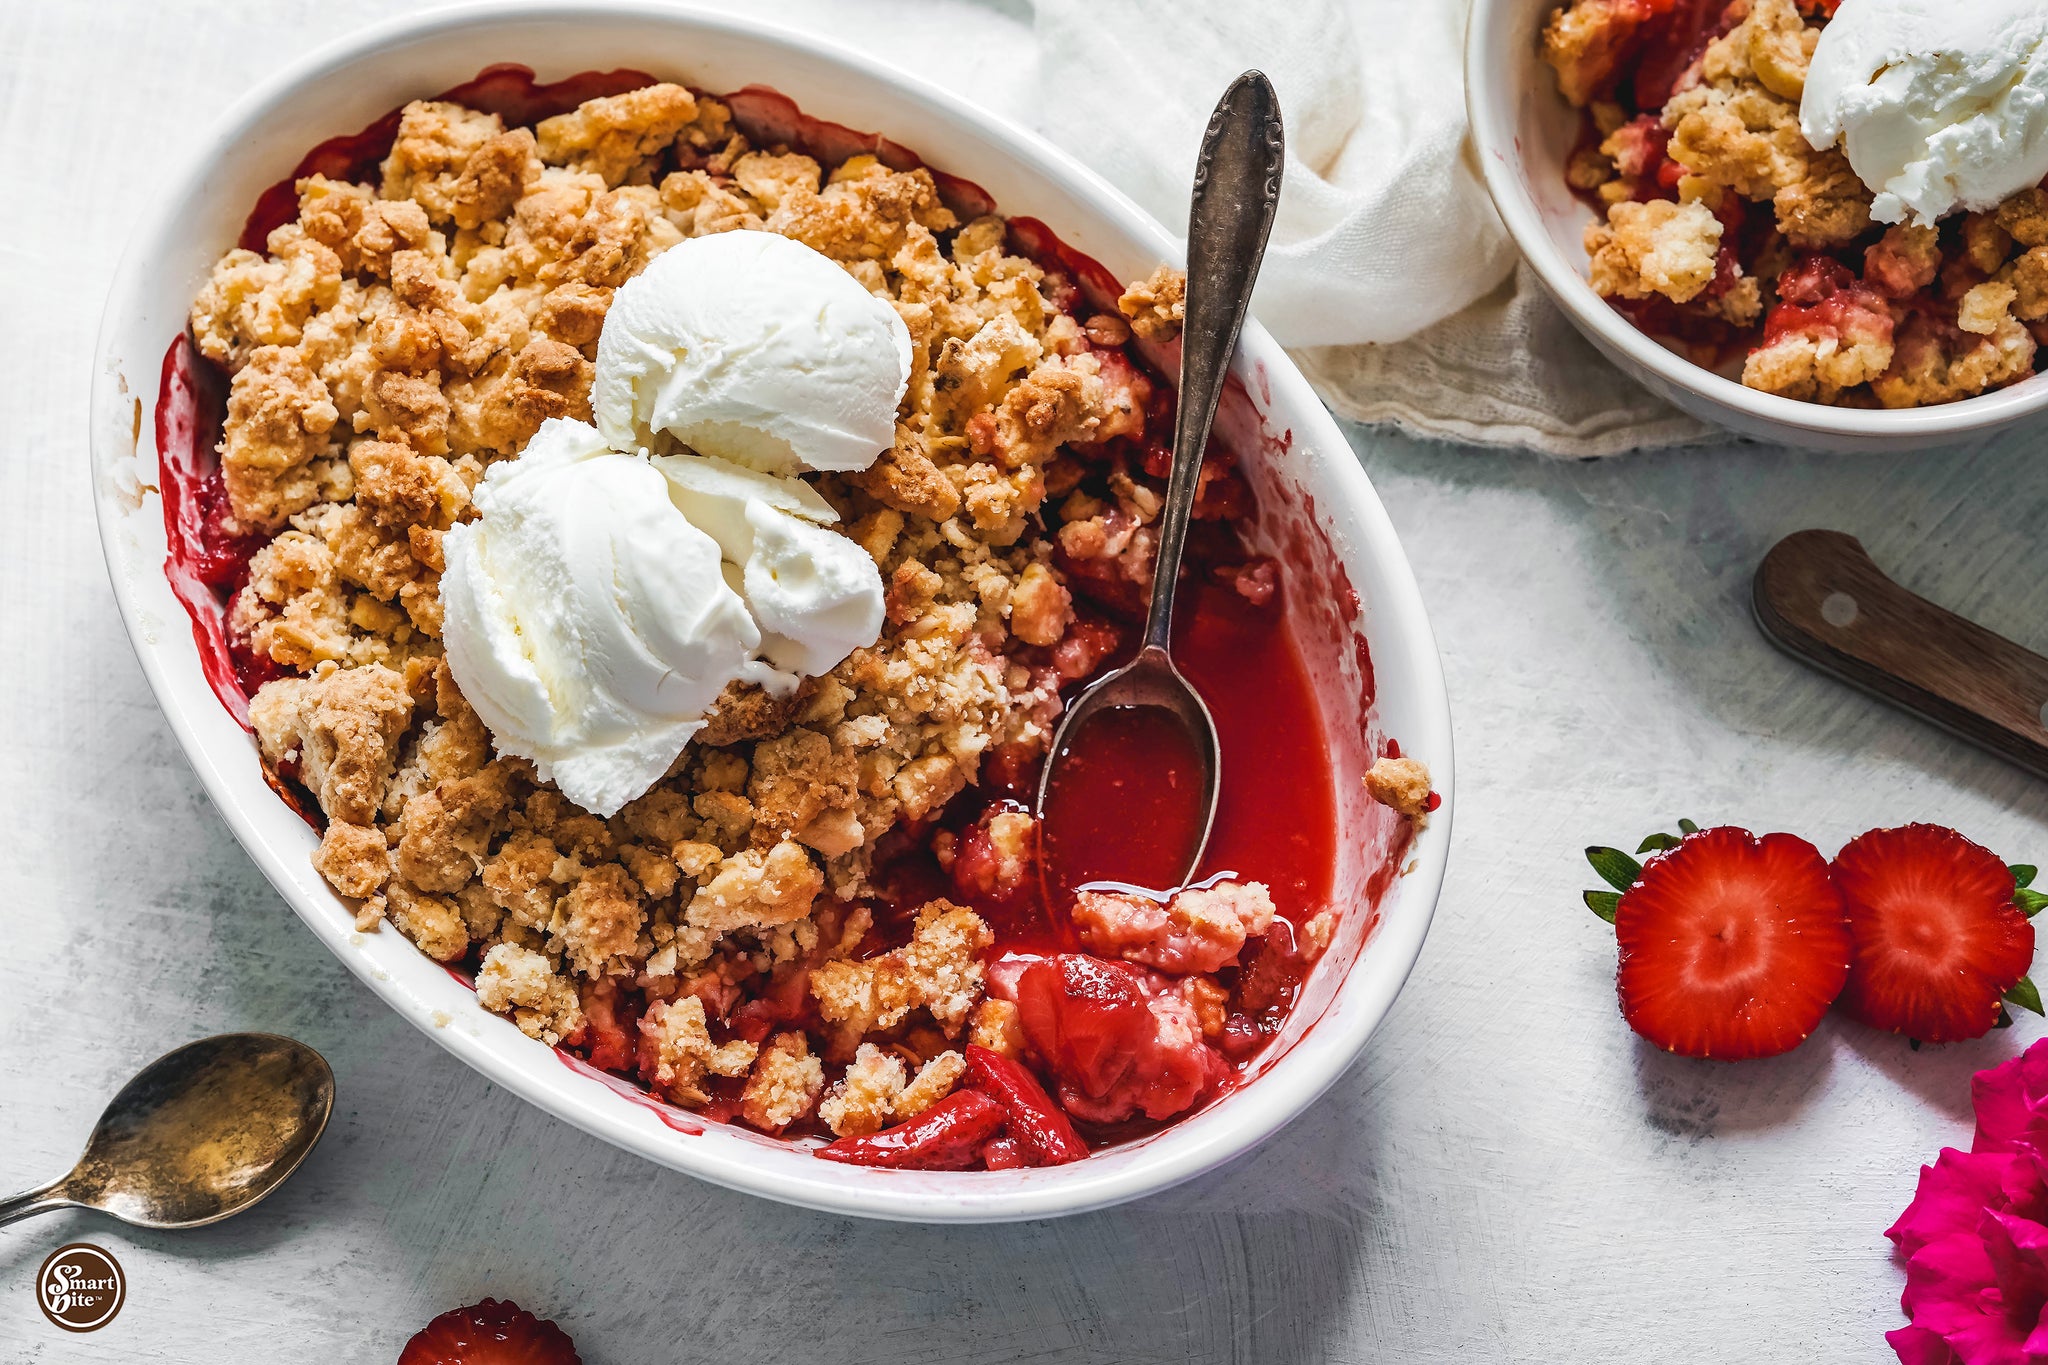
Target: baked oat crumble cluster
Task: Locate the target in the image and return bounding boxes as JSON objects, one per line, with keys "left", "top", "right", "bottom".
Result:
{"left": 1542, "top": 0, "right": 2048, "bottom": 407}
{"left": 188, "top": 80, "right": 1316, "bottom": 1146}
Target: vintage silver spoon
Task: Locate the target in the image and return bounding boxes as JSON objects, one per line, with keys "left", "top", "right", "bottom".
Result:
{"left": 1034, "top": 69, "right": 1285, "bottom": 884}
{"left": 0, "top": 1033, "right": 333, "bottom": 1229}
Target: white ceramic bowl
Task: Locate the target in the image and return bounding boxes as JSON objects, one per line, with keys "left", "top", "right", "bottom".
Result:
{"left": 1466, "top": 0, "right": 2048, "bottom": 453}
{"left": 91, "top": 0, "right": 1452, "bottom": 1222}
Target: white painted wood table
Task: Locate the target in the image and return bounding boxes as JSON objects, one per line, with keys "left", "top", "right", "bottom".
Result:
{"left": 7, "top": 1, "right": 2045, "bottom": 1359}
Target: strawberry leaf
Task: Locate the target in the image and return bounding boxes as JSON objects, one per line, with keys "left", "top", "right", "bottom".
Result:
{"left": 1636, "top": 833, "right": 1683, "bottom": 854}
{"left": 1585, "top": 846, "right": 1643, "bottom": 892}
{"left": 1678, "top": 818, "right": 1700, "bottom": 835}
{"left": 2018, "top": 889, "right": 2048, "bottom": 919}
{"left": 2007, "top": 977, "right": 2045, "bottom": 1018}
{"left": 1584, "top": 890, "right": 1621, "bottom": 923}
{"left": 1997, "top": 1007, "right": 2016, "bottom": 1031}
{"left": 2014, "top": 864, "right": 2038, "bottom": 889}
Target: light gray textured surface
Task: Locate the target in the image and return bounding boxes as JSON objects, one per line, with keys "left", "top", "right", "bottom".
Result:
{"left": 8, "top": 1, "right": 2048, "bottom": 1361}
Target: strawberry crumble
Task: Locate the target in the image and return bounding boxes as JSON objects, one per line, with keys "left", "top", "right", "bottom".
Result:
{"left": 167, "top": 69, "right": 1428, "bottom": 1170}
{"left": 1540, "top": 0, "right": 2048, "bottom": 407}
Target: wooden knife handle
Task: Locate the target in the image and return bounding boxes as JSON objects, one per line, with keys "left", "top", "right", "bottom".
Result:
{"left": 1753, "top": 529, "right": 2048, "bottom": 780}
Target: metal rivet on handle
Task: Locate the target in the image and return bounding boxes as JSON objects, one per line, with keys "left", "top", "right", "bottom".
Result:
{"left": 1820, "top": 592, "right": 1858, "bottom": 628}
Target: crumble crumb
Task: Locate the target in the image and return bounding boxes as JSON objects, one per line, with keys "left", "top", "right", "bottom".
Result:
{"left": 740, "top": 1031, "right": 825, "bottom": 1132}
{"left": 1071, "top": 881, "right": 1276, "bottom": 975}
{"left": 1541, "top": 0, "right": 1654, "bottom": 107}
{"left": 475, "top": 941, "right": 584, "bottom": 1045}
{"left": 1960, "top": 282, "right": 2019, "bottom": 336}
{"left": 968, "top": 997, "right": 1026, "bottom": 1058}
{"left": 810, "top": 899, "right": 992, "bottom": 1047}
{"left": 314, "top": 821, "right": 390, "bottom": 899}
{"left": 535, "top": 84, "right": 699, "bottom": 186}
{"left": 1872, "top": 313, "right": 2037, "bottom": 409}
{"left": 819, "top": 1043, "right": 907, "bottom": 1137}
{"left": 896, "top": 1050, "right": 966, "bottom": 1119}
{"left": 1364, "top": 756, "right": 1433, "bottom": 820}
{"left": 1117, "top": 266, "right": 1185, "bottom": 342}
{"left": 639, "top": 995, "right": 757, "bottom": 1105}
{"left": 249, "top": 661, "right": 413, "bottom": 825}
{"left": 1584, "top": 200, "right": 1723, "bottom": 305}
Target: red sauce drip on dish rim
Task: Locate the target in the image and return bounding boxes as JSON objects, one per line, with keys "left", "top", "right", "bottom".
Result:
{"left": 153, "top": 63, "right": 1402, "bottom": 1157}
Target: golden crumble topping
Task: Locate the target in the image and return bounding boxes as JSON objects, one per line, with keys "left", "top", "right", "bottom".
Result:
{"left": 193, "top": 80, "right": 1210, "bottom": 1138}
{"left": 1543, "top": 0, "right": 2044, "bottom": 408}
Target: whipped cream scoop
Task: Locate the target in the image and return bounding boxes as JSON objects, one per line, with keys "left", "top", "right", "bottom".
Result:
{"left": 1802, "top": 0, "right": 2048, "bottom": 226}
{"left": 440, "top": 418, "right": 762, "bottom": 816}
{"left": 593, "top": 230, "right": 913, "bottom": 474}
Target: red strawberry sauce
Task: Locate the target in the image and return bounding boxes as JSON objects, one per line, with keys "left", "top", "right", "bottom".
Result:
{"left": 1040, "top": 705, "right": 1209, "bottom": 898}
{"left": 155, "top": 65, "right": 1355, "bottom": 1159}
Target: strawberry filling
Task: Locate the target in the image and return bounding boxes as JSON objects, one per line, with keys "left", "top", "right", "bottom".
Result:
{"left": 1006, "top": 954, "right": 1230, "bottom": 1125}
{"left": 1760, "top": 257, "right": 1894, "bottom": 350}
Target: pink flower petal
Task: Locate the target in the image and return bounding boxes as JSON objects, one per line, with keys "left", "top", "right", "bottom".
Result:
{"left": 1998, "top": 1151, "right": 2048, "bottom": 1229}
{"left": 1973, "top": 1041, "right": 2048, "bottom": 1156}
{"left": 1892, "top": 1152, "right": 2023, "bottom": 1256}
{"left": 1981, "top": 1211, "right": 2048, "bottom": 1322}
{"left": 1888, "top": 1324, "right": 1962, "bottom": 1365}
{"left": 1903, "top": 1233, "right": 1997, "bottom": 1319}
{"left": 1886, "top": 1041, "right": 2048, "bottom": 1360}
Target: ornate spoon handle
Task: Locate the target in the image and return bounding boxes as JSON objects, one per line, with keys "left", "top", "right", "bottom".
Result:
{"left": 1143, "top": 70, "right": 1285, "bottom": 655}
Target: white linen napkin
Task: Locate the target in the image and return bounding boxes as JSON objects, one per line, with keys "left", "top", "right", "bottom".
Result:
{"left": 1028, "top": 0, "right": 1714, "bottom": 456}
{"left": 694, "top": 0, "right": 1715, "bottom": 455}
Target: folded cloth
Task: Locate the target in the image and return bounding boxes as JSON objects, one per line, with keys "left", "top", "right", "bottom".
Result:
{"left": 694, "top": 0, "right": 1715, "bottom": 455}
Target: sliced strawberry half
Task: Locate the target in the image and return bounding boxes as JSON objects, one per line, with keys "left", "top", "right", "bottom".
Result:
{"left": 1832, "top": 824, "right": 2039, "bottom": 1044}
{"left": 397, "top": 1299, "right": 581, "bottom": 1365}
{"left": 1596, "top": 825, "right": 1850, "bottom": 1060}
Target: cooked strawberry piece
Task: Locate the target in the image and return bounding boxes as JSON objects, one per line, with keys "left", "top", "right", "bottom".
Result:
{"left": 978, "top": 741, "right": 1044, "bottom": 803}
{"left": 1864, "top": 225, "right": 1942, "bottom": 300}
{"left": 1614, "top": 826, "right": 1850, "bottom": 1060}
{"left": 817, "top": 1090, "right": 1007, "bottom": 1171}
{"left": 947, "top": 806, "right": 1040, "bottom": 918}
{"left": 1013, "top": 954, "right": 1155, "bottom": 1095}
{"left": 1833, "top": 824, "right": 2035, "bottom": 1044}
{"left": 1762, "top": 258, "right": 1896, "bottom": 351}
{"left": 571, "top": 977, "right": 641, "bottom": 1074}
{"left": 1047, "top": 609, "right": 1128, "bottom": 679}
{"left": 397, "top": 1299, "right": 581, "bottom": 1365}
{"left": 1542, "top": 0, "right": 1672, "bottom": 106}
{"left": 1630, "top": 0, "right": 1735, "bottom": 109}
{"left": 1012, "top": 953, "right": 1227, "bottom": 1123}
{"left": 964, "top": 1044, "right": 1089, "bottom": 1165}
{"left": 980, "top": 1136, "right": 1031, "bottom": 1170}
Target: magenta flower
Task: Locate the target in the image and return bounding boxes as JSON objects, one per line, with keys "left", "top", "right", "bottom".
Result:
{"left": 1887, "top": 1040, "right": 2048, "bottom": 1363}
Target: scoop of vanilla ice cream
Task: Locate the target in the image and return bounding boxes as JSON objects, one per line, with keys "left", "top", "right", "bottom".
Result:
{"left": 657, "top": 454, "right": 886, "bottom": 680}
{"left": 1802, "top": 0, "right": 2048, "bottom": 226}
{"left": 440, "top": 418, "right": 760, "bottom": 817}
{"left": 593, "top": 231, "right": 913, "bottom": 474}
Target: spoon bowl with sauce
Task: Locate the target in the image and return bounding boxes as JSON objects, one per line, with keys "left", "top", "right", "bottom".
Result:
{"left": 1036, "top": 69, "right": 1284, "bottom": 899}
